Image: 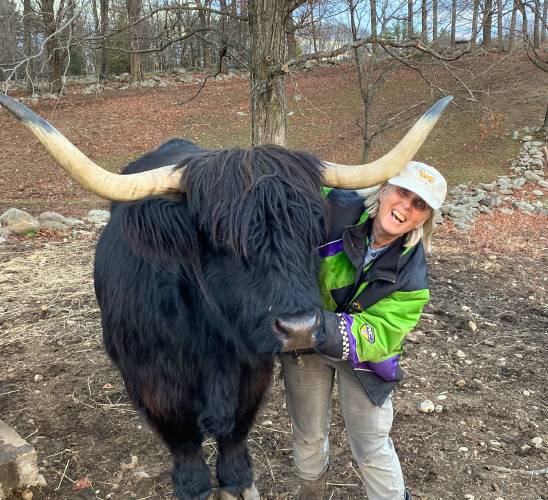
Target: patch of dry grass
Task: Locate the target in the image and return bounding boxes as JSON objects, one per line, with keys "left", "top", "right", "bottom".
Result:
{"left": 0, "top": 238, "right": 100, "bottom": 349}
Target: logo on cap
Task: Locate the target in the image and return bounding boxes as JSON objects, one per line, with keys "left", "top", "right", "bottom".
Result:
{"left": 419, "top": 168, "right": 435, "bottom": 184}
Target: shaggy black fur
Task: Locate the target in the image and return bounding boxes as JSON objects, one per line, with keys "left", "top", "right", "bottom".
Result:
{"left": 94, "top": 139, "right": 328, "bottom": 499}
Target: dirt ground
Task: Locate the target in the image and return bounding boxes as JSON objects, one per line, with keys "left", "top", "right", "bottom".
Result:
{"left": 0, "top": 56, "right": 547, "bottom": 499}
{"left": 0, "top": 218, "right": 546, "bottom": 500}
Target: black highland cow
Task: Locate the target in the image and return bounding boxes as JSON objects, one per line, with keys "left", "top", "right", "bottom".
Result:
{"left": 0, "top": 94, "right": 452, "bottom": 500}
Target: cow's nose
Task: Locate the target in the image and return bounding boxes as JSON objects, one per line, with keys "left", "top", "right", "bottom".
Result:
{"left": 273, "top": 312, "right": 320, "bottom": 352}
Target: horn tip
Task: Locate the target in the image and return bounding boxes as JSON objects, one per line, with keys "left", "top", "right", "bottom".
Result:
{"left": 424, "top": 95, "right": 454, "bottom": 120}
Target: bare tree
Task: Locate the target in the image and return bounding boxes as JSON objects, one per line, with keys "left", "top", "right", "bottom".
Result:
{"left": 23, "top": 0, "right": 34, "bottom": 93}
{"left": 533, "top": 0, "right": 541, "bottom": 48}
{"left": 371, "top": 0, "right": 379, "bottom": 54}
{"left": 421, "top": 0, "right": 427, "bottom": 42}
{"left": 41, "top": 0, "right": 67, "bottom": 93}
{"left": 407, "top": 0, "right": 413, "bottom": 39}
{"left": 471, "top": 0, "right": 480, "bottom": 48}
{"left": 482, "top": 0, "right": 493, "bottom": 47}
{"left": 542, "top": 0, "right": 548, "bottom": 42}
{"left": 100, "top": 0, "right": 109, "bottom": 77}
{"left": 497, "top": 0, "right": 503, "bottom": 48}
{"left": 248, "top": 0, "right": 293, "bottom": 146}
{"left": 450, "top": 0, "right": 457, "bottom": 47}
{"left": 127, "top": 0, "right": 143, "bottom": 82}
{"left": 432, "top": 0, "right": 438, "bottom": 42}
{"left": 509, "top": 0, "right": 518, "bottom": 49}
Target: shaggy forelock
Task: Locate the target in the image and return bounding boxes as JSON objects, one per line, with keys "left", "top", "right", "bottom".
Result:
{"left": 179, "top": 145, "right": 327, "bottom": 270}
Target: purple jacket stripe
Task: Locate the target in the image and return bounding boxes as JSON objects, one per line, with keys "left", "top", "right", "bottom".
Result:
{"left": 341, "top": 313, "right": 401, "bottom": 380}
{"left": 318, "top": 239, "right": 344, "bottom": 258}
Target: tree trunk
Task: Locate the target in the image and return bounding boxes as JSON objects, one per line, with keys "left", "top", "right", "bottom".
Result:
{"left": 519, "top": 0, "right": 528, "bottom": 39}
{"left": 407, "top": 0, "right": 414, "bottom": 39}
{"left": 509, "top": 0, "right": 517, "bottom": 49}
{"left": 482, "top": 0, "right": 493, "bottom": 47}
{"left": 497, "top": 0, "right": 503, "bottom": 48}
{"left": 451, "top": 0, "right": 457, "bottom": 47}
{"left": 543, "top": 104, "right": 548, "bottom": 133}
{"left": 285, "top": 13, "right": 297, "bottom": 60}
{"left": 542, "top": 0, "right": 548, "bottom": 42}
{"left": 196, "top": 0, "right": 211, "bottom": 68}
{"left": 219, "top": 0, "right": 229, "bottom": 73}
{"left": 248, "top": 0, "right": 287, "bottom": 146}
{"left": 23, "top": 0, "right": 34, "bottom": 94}
{"left": 41, "top": 0, "right": 65, "bottom": 93}
{"left": 432, "top": 0, "right": 438, "bottom": 42}
{"left": 421, "top": 0, "right": 427, "bottom": 43}
{"left": 100, "top": 0, "right": 109, "bottom": 77}
{"left": 533, "top": 0, "right": 541, "bottom": 48}
{"left": 127, "top": 0, "right": 143, "bottom": 83}
{"left": 371, "top": 0, "right": 379, "bottom": 55}
{"left": 471, "top": 0, "right": 480, "bottom": 48}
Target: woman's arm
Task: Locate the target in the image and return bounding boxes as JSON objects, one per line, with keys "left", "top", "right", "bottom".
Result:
{"left": 318, "top": 289, "right": 429, "bottom": 380}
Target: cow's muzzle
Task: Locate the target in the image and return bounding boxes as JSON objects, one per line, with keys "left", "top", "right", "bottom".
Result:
{"left": 273, "top": 312, "right": 320, "bottom": 352}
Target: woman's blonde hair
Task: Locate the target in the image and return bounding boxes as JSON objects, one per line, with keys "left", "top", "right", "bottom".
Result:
{"left": 358, "top": 183, "right": 436, "bottom": 252}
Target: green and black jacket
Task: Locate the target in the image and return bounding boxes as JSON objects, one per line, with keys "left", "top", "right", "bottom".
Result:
{"left": 319, "top": 188, "right": 430, "bottom": 405}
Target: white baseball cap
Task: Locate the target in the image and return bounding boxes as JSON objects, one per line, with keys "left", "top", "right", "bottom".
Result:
{"left": 387, "top": 161, "right": 447, "bottom": 209}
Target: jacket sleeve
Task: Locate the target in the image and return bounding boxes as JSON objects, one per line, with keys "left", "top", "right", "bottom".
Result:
{"left": 319, "top": 289, "right": 429, "bottom": 380}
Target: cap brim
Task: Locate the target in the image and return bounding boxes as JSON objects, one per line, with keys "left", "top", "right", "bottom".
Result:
{"left": 388, "top": 177, "right": 442, "bottom": 209}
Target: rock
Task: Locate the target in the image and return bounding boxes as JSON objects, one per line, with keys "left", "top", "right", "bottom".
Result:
{"left": 523, "top": 390, "right": 531, "bottom": 396}
{"left": 120, "top": 73, "right": 131, "bottom": 82}
{"left": 499, "top": 208, "right": 513, "bottom": 215}
{"left": 513, "top": 177, "right": 527, "bottom": 188}
{"left": 459, "top": 446, "right": 469, "bottom": 452}
{"left": 521, "top": 135, "right": 533, "bottom": 141}
{"left": 464, "top": 495, "right": 475, "bottom": 500}
{"left": 87, "top": 210, "right": 110, "bottom": 224}
{"left": 538, "top": 180, "right": 548, "bottom": 188}
{"left": 33, "top": 374, "right": 43, "bottom": 382}
{"left": 0, "top": 419, "right": 44, "bottom": 497}
{"left": 236, "top": 111, "right": 247, "bottom": 116}
{"left": 531, "top": 436, "right": 543, "bottom": 448}
{"left": 133, "top": 469, "right": 150, "bottom": 481}
{"left": 483, "top": 340, "right": 495, "bottom": 347}
{"left": 520, "top": 443, "right": 531, "bottom": 452}
{"left": 406, "top": 332, "right": 419, "bottom": 343}
{"left": 0, "top": 208, "right": 40, "bottom": 235}
{"left": 437, "top": 394, "right": 447, "bottom": 400}
{"left": 83, "top": 84, "right": 104, "bottom": 95}
{"left": 21, "top": 488, "right": 33, "bottom": 500}
{"left": 524, "top": 171, "right": 541, "bottom": 181}
{"left": 434, "top": 404, "right": 443, "bottom": 413}
{"left": 455, "top": 379, "right": 466, "bottom": 388}
{"left": 140, "top": 79, "right": 157, "bottom": 88}
{"left": 511, "top": 131, "right": 519, "bottom": 140}
{"left": 468, "top": 320, "right": 477, "bottom": 332}
{"left": 433, "top": 209, "right": 443, "bottom": 224}
{"left": 456, "top": 350, "right": 466, "bottom": 359}
{"left": 532, "top": 190, "right": 544, "bottom": 196}
{"left": 417, "top": 400, "right": 435, "bottom": 414}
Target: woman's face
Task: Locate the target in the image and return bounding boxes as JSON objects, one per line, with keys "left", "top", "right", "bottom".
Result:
{"left": 373, "top": 185, "right": 431, "bottom": 244}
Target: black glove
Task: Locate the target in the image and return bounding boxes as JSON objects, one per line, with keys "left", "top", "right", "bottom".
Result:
{"left": 314, "top": 310, "right": 346, "bottom": 359}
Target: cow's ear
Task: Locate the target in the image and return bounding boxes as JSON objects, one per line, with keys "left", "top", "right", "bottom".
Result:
{"left": 118, "top": 198, "right": 201, "bottom": 273}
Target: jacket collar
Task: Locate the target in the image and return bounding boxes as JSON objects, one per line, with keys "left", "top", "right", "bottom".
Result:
{"left": 342, "top": 213, "right": 407, "bottom": 283}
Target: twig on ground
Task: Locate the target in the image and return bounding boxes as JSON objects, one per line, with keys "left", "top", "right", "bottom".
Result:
{"left": 54, "top": 459, "right": 72, "bottom": 490}
{"left": 487, "top": 465, "right": 548, "bottom": 476}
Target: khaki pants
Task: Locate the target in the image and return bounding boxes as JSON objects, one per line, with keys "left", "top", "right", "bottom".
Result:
{"left": 281, "top": 353, "right": 405, "bottom": 500}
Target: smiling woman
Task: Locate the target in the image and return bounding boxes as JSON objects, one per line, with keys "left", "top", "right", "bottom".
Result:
{"left": 283, "top": 161, "right": 448, "bottom": 500}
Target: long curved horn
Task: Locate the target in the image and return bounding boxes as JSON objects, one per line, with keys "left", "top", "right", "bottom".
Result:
{"left": 0, "top": 94, "right": 182, "bottom": 201}
{"left": 322, "top": 96, "right": 453, "bottom": 189}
